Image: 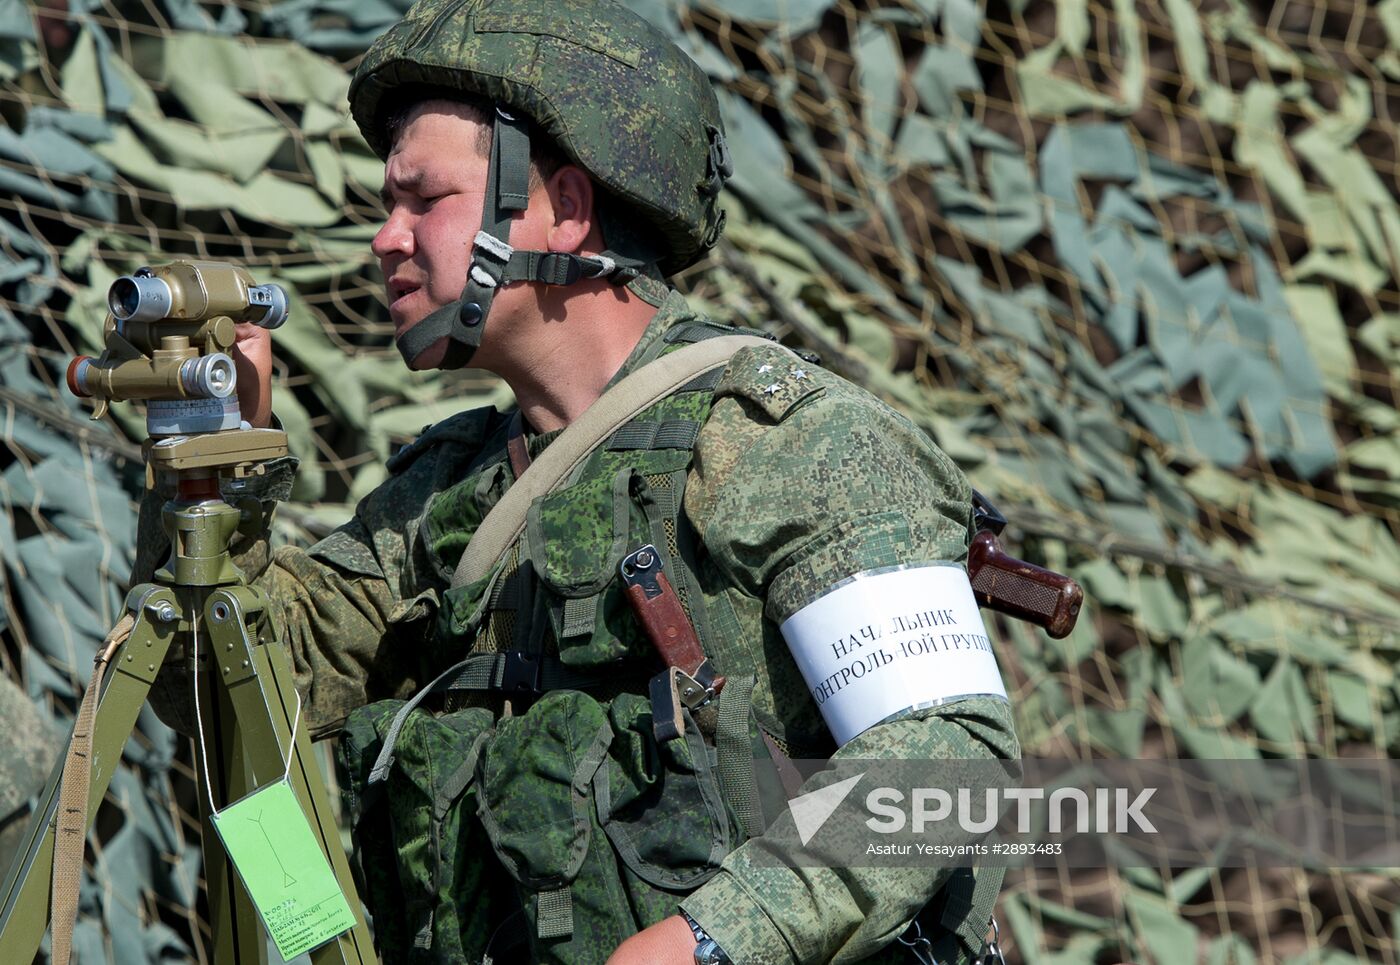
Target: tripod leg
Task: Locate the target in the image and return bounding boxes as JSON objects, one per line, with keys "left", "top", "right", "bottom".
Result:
{"left": 0, "top": 585, "right": 380, "bottom": 965}
{"left": 201, "top": 587, "right": 376, "bottom": 965}
{"left": 193, "top": 637, "right": 267, "bottom": 965}
{"left": 0, "top": 588, "right": 182, "bottom": 963}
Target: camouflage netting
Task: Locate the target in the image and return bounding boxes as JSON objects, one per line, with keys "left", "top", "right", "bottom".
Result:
{"left": 0, "top": 0, "right": 1397, "bottom": 961}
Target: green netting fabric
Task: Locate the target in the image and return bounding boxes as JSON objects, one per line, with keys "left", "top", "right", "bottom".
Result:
{"left": 0, "top": 1, "right": 1396, "bottom": 961}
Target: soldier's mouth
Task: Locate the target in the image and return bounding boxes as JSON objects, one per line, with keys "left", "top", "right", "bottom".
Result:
{"left": 388, "top": 286, "right": 423, "bottom": 336}
{"left": 389, "top": 284, "right": 419, "bottom": 311}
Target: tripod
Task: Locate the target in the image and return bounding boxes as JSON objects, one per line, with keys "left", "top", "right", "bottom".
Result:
{"left": 0, "top": 430, "right": 377, "bottom": 964}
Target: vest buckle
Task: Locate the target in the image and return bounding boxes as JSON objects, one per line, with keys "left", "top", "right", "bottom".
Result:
{"left": 500, "top": 651, "right": 543, "bottom": 693}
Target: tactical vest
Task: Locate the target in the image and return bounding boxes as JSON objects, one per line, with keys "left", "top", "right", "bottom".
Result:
{"left": 338, "top": 322, "right": 995, "bottom": 965}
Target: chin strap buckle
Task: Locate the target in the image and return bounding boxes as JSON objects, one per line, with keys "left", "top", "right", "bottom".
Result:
{"left": 469, "top": 230, "right": 514, "bottom": 290}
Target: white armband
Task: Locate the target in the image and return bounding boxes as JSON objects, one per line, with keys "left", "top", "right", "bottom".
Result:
{"left": 779, "top": 563, "right": 1008, "bottom": 745}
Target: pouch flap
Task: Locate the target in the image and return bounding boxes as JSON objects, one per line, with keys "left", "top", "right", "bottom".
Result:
{"left": 477, "top": 691, "right": 613, "bottom": 887}
{"left": 308, "top": 525, "right": 384, "bottom": 580}
{"left": 387, "top": 706, "right": 495, "bottom": 805}
{"left": 596, "top": 694, "right": 732, "bottom": 890}
{"left": 420, "top": 462, "right": 507, "bottom": 585}
{"left": 526, "top": 467, "right": 634, "bottom": 599}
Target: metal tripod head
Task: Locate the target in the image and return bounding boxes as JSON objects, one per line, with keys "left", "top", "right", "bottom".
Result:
{"left": 71, "top": 260, "right": 296, "bottom": 586}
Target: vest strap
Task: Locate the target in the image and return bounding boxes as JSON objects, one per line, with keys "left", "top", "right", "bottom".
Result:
{"left": 678, "top": 367, "right": 726, "bottom": 393}
{"left": 560, "top": 595, "right": 597, "bottom": 640}
{"left": 715, "top": 675, "right": 764, "bottom": 839}
{"left": 925, "top": 865, "right": 1006, "bottom": 965}
{"left": 439, "top": 651, "right": 621, "bottom": 695}
{"left": 664, "top": 321, "right": 777, "bottom": 346}
{"left": 606, "top": 419, "right": 702, "bottom": 451}
{"left": 535, "top": 886, "right": 574, "bottom": 940}
{"left": 506, "top": 410, "right": 531, "bottom": 478}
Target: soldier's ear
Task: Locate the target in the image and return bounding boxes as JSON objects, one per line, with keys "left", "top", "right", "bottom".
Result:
{"left": 544, "top": 165, "right": 596, "bottom": 255}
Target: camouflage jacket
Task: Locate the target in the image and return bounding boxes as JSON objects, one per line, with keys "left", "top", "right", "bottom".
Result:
{"left": 133, "top": 286, "right": 1017, "bottom": 964}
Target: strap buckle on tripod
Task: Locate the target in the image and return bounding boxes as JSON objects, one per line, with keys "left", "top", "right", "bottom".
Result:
{"left": 499, "top": 651, "right": 543, "bottom": 693}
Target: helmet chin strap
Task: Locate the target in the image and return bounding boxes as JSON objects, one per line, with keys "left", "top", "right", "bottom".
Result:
{"left": 395, "top": 108, "right": 653, "bottom": 370}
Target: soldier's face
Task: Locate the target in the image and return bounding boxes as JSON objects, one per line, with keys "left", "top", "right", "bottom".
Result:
{"left": 372, "top": 102, "right": 492, "bottom": 369}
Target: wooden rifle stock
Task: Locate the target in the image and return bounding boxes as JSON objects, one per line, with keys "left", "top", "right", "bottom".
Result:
{"left": 967, "top": 530, "right": 1083, "bottom": 639}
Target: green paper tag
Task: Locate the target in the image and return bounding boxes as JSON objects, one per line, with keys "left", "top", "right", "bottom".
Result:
{"left": 210, "top": 779, "right": 356, "bottom": 961}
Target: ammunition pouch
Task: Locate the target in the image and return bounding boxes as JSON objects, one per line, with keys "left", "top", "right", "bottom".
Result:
{"left": 340, "top": 688, "right": 738, "bottom": 964}
{"left": 339, "top": 701, "right": 497, "bottom": 961}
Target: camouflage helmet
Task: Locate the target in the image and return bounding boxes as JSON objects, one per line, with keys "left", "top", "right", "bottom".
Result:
{"left": 349, "top": 0, "right": 732, "bottom": 277}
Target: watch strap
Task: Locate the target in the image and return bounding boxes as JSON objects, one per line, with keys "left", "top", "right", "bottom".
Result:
{"left": 681, "top": 911, "right": 730, "bottom": 965}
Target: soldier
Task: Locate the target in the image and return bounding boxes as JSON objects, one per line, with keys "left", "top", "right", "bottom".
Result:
{"left": 134, "top": 1, "right": 1018, "bottom": 962}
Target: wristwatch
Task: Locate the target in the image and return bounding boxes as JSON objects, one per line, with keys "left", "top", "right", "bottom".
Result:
{"left": 682, "top": 910, "right": 731, "bottom": 964}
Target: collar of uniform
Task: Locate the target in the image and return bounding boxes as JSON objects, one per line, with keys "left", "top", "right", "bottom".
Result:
{"left": 601, "top": 287, "right": 702, "bottom": 392}
{"left": 524, "top": 425, "right": 564, "bottom": 460}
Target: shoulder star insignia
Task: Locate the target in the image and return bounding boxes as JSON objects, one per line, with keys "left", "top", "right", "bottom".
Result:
{"left": 791, "top": 368, "right": 808, "bottom": 380}
{"left": 757, "top": 363, "right": 774, "bottom": 374}
{"left": 763, "top": 383, "right": 782, "bottom": 396}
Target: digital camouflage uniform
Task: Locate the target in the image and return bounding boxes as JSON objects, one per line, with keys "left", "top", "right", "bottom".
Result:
{"left": 132, "top": 0, "right": 1019, "bottom": 959}
{"left": 134, "top": 282, "right": 1017, "bottom": 964}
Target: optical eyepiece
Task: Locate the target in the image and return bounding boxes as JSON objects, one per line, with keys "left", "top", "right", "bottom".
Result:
{"left": 108, "top": 271, "right": 173, "bottom": 323}
{"left": 106, "top": 265, "right": 287, "bottom": 328}
{"left": 247, "top": 284, "right": 289, "bottom": 329}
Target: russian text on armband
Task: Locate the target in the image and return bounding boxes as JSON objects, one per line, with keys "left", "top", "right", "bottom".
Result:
{"left": 779, "top": 563, "right": 1008, "bottom": 745}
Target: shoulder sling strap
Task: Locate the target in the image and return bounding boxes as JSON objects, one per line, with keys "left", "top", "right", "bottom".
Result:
{"left": 452, "top": 333, "right": 783, "bottom": 589}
